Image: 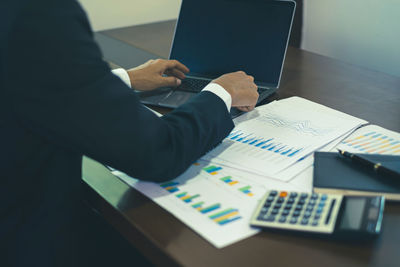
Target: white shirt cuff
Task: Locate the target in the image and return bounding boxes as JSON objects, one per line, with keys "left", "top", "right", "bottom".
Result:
{"left": 112, "top": 68, "right": 131, "bottom": 88}
{"left": 202, "top": 83, "right": 232, "bottom": 111}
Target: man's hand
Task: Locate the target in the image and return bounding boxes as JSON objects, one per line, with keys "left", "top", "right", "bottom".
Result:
{"left": 212, "top": 71, "right": 259, "bottom": 112}
{"left": 127, "top": 59, "right": 190, "bottom": 91}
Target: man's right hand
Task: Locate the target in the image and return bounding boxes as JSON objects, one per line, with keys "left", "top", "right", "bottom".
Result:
{"left": 212, "top": 71, "right": 259, "bottom": 112}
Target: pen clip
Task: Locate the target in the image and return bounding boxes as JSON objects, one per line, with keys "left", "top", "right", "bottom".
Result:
{"left": 374, "top": 163, "right": 382, "bottom": 172}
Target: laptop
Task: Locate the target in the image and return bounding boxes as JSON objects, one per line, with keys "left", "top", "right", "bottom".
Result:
{"left": 139, "top": 0, "right": 296, "bottom": 117}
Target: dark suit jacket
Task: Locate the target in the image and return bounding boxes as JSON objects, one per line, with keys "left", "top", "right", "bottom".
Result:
{"left": 0, "top": 0, "right": 234, "bottom": 265}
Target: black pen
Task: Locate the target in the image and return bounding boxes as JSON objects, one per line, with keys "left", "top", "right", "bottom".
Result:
{"left": 337, "top": 149, "right": 400, "bottom": 179}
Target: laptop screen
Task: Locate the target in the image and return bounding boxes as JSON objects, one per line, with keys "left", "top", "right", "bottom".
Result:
{"left": 170, "top": 0, "right": 295, "bottom": 88}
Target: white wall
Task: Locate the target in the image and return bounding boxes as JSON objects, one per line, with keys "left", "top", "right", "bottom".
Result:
{"left": 78, "top": 0, "right": 181, "bottom": 31}
{"left": 303, "top": 0, "right": 400, "bottom": 77}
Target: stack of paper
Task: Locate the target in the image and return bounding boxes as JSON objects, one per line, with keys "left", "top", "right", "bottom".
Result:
{"left": 113, "top": 159, "right": 302, "bottom": 248}
{"left": 203, "top": 97, "right": 367, "bottom": 181}
{"left": 111, "top": 97, "right": 369, "bottom": 248}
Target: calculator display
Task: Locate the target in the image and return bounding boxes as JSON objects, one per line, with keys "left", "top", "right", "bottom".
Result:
{"left": 339, "top": 198, "right": 366, "bottom": 230}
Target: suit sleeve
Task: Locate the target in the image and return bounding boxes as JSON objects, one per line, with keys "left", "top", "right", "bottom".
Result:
{"left": 6, "top": 0, "right": 234, "bottom": 182}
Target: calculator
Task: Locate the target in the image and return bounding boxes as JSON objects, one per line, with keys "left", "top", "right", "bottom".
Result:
{"left": 250, "top": 190, "right": 385, "bottom": 236}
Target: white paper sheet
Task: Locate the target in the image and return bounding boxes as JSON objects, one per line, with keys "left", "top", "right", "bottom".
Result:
{"left": 113, "top": 159, "right": 303, "bottom": 248}
{"left": 336, "top": 124, "right": 400, "bottom": 155}
{"left": 203, "top": 97, "right": 367, "bottom": 178}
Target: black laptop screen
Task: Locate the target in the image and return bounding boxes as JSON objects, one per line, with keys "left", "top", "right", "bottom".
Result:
{"left": 170, "top": 0, "right": 295, "bottom": 87}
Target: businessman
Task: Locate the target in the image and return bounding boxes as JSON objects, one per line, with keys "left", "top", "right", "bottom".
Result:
{"left": 0, "top": 0, "right": 258, "bottom": 266}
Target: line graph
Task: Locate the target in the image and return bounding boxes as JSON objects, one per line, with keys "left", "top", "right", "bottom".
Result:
{"left": 255, "top": 112, "right": 334, "bottom": 136}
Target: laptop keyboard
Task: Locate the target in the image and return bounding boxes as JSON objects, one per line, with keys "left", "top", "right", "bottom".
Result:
{"left": 176, "top": 78, "right": 210, "bottom": 92}
{"left": 177, "top": 78, "right": 270, "bottom": 96}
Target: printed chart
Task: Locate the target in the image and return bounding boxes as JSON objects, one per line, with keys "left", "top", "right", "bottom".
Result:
{"left": 112, "top": 160, "right": 300, "bottom": 248}
{"left": 337, "top": 125, "right": 400, "bottom": 155}
{"left": 204, "top": 98, "right": 366, "bottom": 177}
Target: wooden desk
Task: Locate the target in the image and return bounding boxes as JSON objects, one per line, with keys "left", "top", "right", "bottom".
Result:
{"left": 83, "top": 21, "right": 400, "bottom": 267}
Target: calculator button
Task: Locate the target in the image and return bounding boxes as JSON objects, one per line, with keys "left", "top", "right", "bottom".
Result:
{"left": 269, "top": 191, "right": 278, "bottom": 196}
{"left": 261, "top": 207, "right": 269, "bottom": 213}
{"left": 301, "top": 218, "right": 309, "bottom": 225}
{"left": 295, "top": 205, "right": 303, "bottom": 211}
{"left": 284, "top": 204, "right": 293, "bottom": 210}
{"left": 262, "top": 214, "right": 270, "bottom": 220}
{"left": 314, "top": 214, "right": 321, "bottom": 220}
{"left": 290, "top": 218, "right": 298, "bottom": 224}
{"left": 263, "top": 202, "right": 271, "bottom": 208}
{"left": 300, "top": 193, "right": 308, "bottom": 199}
{"left": 271, "top": 208, "right": 280, "bottom": 215}
{"left": 321, "top": 194, "right": 328, "bottom": 201}
{"left": 282, "top": 210, "right": 290, "bottom": 216}
{"left": 277, "top": 197, "right": 285, "bottom": 203}
{"left": 257, "top": 214, "right": 266, "bottom": 220}
{"left": 279, "top": 191, "right": 288, "bottom": 198}
{"left": 306, "top": 205, "right": 314, "bottom": 212}
{"left": 293, "top": 210, "right": 301, "bottom": 217}
{"left": 279, "top": 216, "right": 287, "bottom": 223}
{"left": 303, "top": 211, "right": 312, "bottom": 218}
{"left": 287, "top": 198, "right": 295, "bottom": 204}
{"left": 311, "top": 193, "right": 319, "bottom": 200}
{"left": 308, "top": 199, "right": 316, "bottom": 205}
{"left": 289, "top": 192, "right": 298, "bottom": 198}
{"left": 318, "top": 202, "right": 326, "bottom": 208}
{"left": 316, "top": 207, "right": 324, "bottom": 214}
{"left": 273, "top": 204, "right": 282, "bottom": 209}
{"left": 298, "top": 199, "right": 306, "bottom": 205}
{"left": 312, "top": 221, "right": 319, "bottom": 227}
{"left": 267, "top": 196, "right": 275, "bottom": 202}
{"left": 266, "top": 215, "right": 276, "bottom": 222}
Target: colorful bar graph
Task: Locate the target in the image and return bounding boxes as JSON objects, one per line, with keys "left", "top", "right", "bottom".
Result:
{"left": 160, "top": 181, "right": 180, "bottom": 193}
{"left": 209, "top": 208, "right": 237, "bottom": 219}
{"left": 176, "top": 192, "right": 187, "bottom": 198}
{"left": 180, "top": 194, "right": 200, "bottom": 203}
{"left": 228, "top": 130, "right": 304, "bottom": 158}
{"left": 220, "top": 176, "right": 239, "bottom": 185}
{"left": 191, "top": 200, "right": 242, "bottom": 226}
{"left": 200, "top": 203, "right": 221, "bottom": 214}
{"left": 342, "top": 131, "right": 400, "bottom": 155}
{"left": 209, "top": 208, "right": 242, "bottom": 225}
{"left": 217, "top": 216, "right": 242, "bottom": 225}
{"left": 191, "top": 201, "right": 204, "bottom": 209}
{"left": 175, "top": 192, "right": 201, "bottom": 203}
{"left": 203, "top": 165, "right": 223, "bottom": 175}
{"left": 239, "top": 186, "right": 254, "bottom": 196}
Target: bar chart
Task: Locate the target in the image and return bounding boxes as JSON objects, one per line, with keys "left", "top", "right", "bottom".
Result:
{"left": 227, "top": 130, "right": 304, "bottom": 158}
{"left": 177, "top": 191, "right": 242, "bottom": 226}
{"left": 159, "top": 165, "right": 244, "bottom": 227}
{"left": 176, "top": 192, "right": 200, "bottom": 203}
{"left": 204, "top": 97, "right": 366, "bottom": 177}
{"left": 339, "top": 126, "right": 400, "bottom": 155}
{"left": 238, "top": 186, "right": 254, "bottom": 197}
{"left": 202, "top": 164, "right": 258, "bottom": 198}
{"left": 203, "top": 165, "right": 223, "bottom": 175}
{"left": 209, "top": 208, "right": 242, "bottom": 225}
{"left": 160, "top": 181, "right": 180, "bottom": 193}
{"left": 220, "top": 176, "right": 239, "bottom": 186}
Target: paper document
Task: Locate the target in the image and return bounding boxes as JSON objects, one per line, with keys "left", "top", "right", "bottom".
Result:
{"left": 110, "top": 96, "right": 372, "bottom": 248}
{"left": 337, "top": 125, "right": 400, "bottom": 155}
{"left": 113, "top": 159, "right": 302, "bottom": 248}
{"left": 203, "top": 97, "right": 367, "bottom": 178}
